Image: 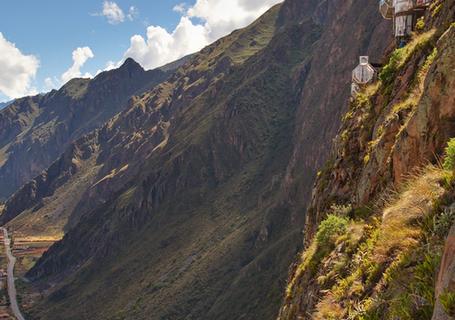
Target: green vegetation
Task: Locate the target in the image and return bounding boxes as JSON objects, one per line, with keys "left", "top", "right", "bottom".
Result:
{"left": 61, "top": 78, "right": 90, "bottom": 100}
{"left": 285, "top": 215, "right": 349, "bottom": 302}
{"left": 192, "top": 4, "right": 280, "bottom": 72}
{"left": 361, "top": 34, "right": 439, "bottom": 169}
{"left": 440, "top": 290, "right": 455, "bottom": 316}
{"left": 379, "top": 29, "right": 437, "bottom": 114}
{"left": 418, "top": 47, "right": 438, "bottom": 86}
{"left": 315, "top": 215, "right": 349, "bottom": 245}
{"left": 285, "top": 165, "right": 452, "bottom": 320}
{"left": 308, "top": 126, "right": 455, "bottom": 320}
{"left": 443, "top": 138, "right": 455, "bottom": 171}
{"left": 387, "top": 250, "right": 441, "bottom": 319}
{"left": 379, "top": 29, "right": 436, "bottom": 91}
{"left": 431, "top": 3, "right": 443, "bottom": 17}
{"left": 434, "top": 206, "right": 455, "bottom": 238}
{"left": 379, "top": 49, "right": 405, "bottom": 85}
{"left": 416, "top": 17, "right": 426, "bottom": 31}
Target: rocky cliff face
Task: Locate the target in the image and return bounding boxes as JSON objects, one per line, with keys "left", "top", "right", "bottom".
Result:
{"left": 1, "top": 1, "right": 393, "bottom": 319}
{"left": 0, "top": 59, "right": 168, "bottom": 199}
{"left": 279, "top": 0, "right": 455, "bottom": 318}
{"left": 281, "top": 0, "right": 392, "bottom": 215}
{"left": 303, "top": 0, "right": 455, "bottom": 242}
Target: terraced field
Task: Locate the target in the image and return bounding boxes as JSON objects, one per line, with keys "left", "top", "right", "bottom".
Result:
{"left": 11, "top": 233, "right": 56, "bottom": 317}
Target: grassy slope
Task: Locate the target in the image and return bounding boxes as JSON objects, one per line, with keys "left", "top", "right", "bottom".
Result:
{"left": 285, "top": 166, "right": 451, "bottom": 319}
{"left": 6, "top": 155, "right": 102, "bottom": 240}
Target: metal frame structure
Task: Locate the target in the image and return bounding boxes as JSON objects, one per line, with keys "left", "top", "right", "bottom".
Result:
{"left": 380, "top": 0, "right": 394, "bottom": 19}
{"left": 379, "top": 0, "right": 432, "bottom": 40}
{"left": 351, "top": 56, "right": 377, "bottom": 97}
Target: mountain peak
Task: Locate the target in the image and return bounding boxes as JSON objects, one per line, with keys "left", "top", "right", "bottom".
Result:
{"left": 120, "top": 57, "right": 143, "bottom": 72}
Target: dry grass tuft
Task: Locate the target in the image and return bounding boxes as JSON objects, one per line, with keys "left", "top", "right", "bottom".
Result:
{"left": 377, "top": 168, "right": 444, "bottom": 259}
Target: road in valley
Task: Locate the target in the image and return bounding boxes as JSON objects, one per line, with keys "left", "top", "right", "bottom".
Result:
{"left": 1, "top": 227, "right": 25, "bottom": 320}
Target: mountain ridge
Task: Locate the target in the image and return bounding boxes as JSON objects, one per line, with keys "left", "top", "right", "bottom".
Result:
{"left": 0, "top": 58, "right": 170, "bottom": 200}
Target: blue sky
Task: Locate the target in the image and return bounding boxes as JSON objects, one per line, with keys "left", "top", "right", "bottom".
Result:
{"left": 0, "top": 0, "right": 282, "bottom": 102}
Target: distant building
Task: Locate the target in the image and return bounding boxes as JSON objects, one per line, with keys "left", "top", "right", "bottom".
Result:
{"left": 351, "top": 56, "right": 377, "bottom": 97}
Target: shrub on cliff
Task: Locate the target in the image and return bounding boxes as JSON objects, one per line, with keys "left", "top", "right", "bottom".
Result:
{"left": 443, "top": 138, "right": 455, "bottom": 171}
{"left": 316, "top": 215, "right": 349, "bottom": 246}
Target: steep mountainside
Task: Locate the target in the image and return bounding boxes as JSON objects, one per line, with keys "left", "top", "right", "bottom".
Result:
{"left": 279, "top": 0, "right": 455, "bottom": 318}
{"left": 280, "top": 0, "right": 392, "bottom": 217}
{"left": 1, "top": 1, "right": 392, "bottom": 319}
{"left": 0, "top": 59, "right": 168, "bottom": 199}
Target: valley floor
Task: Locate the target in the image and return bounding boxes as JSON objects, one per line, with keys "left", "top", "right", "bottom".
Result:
{"left": 0, "top": 230, "right": 13, "bottom": 319}
{"left": 0, "top": 229, "right": 56, "bottom": 319}
{"left": 12, "top": 233, "right": 55, "bottom": 318}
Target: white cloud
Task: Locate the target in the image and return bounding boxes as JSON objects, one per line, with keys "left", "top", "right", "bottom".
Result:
{"left": 123, "top": 0, "right": 282, "bottom": 70}
{"left": 103, "top": 60, "right": 118, "bottom": 71}
{"left": 188, "top": 0, "right": 282, "bottom": 40}
{"left": 124, "top": 17, "right": 208, "bottom": 70}
{"left": 92, "top": 2, "right": 138, "bottom": 24}
{"left": 61, "top": 47, "right": 94, "bottom": 84}
{"left": 0, "top": 32, "right": 39, "bottom": 99}
{"left": 44, "top": 77, "right": 59, "bottom": 91}
{"left": 94, "top": 60, "right": 120, "bottom": 76}
{"left": 173, "top": 3, "right": 187, "bottom": 13}
{"left": 127, "top": 6, "right": 139, "bottom": 21}
{"left": 102, "top": 1, "right": 125, "bottom": 24}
